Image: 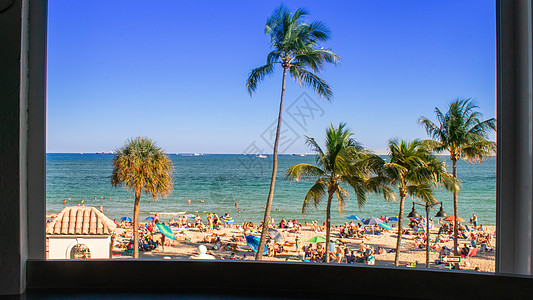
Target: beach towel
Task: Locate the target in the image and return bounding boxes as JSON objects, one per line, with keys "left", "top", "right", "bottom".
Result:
{"left": 467, "top": 247, "right": 478, "bottom": 257}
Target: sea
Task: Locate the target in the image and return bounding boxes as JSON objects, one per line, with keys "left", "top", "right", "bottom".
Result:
{"left": 46, "top": 153, "right": 496, "bottom": 225}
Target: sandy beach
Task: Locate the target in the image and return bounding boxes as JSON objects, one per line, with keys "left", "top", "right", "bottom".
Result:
{"left": 111, "top": 224, "right": 496, "bottom": 272}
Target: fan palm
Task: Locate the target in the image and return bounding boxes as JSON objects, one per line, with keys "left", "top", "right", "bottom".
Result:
{"left": 111, "top": 137, "right": 173, "bottom": 259}
{"left": 285, "top": 123, "right": 392, "bottom": 262}
{"left": 418, "top": 99, "right": 496, "bottom": 257}
{"left": 246, "top": 5, "right": 339, "bottom": 260}
{"left": 373, "top": 139, "right": 458, "bottom": 266}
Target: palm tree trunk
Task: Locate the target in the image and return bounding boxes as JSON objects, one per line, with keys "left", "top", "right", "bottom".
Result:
{"left": 324, "top": 189, "right": 334, "bottom": 263}
{"left": 256, "top": 67, "right": 288, "bottom": 260}
{"left": 133, "top": 190, "right": 141, "bottom": 259}
{"left": 452, "top": 158, "right": 459, "bottom": 263}
{"left": 394, "top": 194, "right": 406, "bottom": 266}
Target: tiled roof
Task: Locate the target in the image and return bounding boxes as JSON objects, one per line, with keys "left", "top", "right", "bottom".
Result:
{"left": 46, "top": 206, "right": 116, "bottom": 235}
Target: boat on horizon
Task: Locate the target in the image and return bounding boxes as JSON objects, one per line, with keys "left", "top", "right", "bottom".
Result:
{"left": 257, "top": 154, "right": 267, "bottom": 158}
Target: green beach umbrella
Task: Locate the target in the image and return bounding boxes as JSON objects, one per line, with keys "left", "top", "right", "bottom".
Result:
{"left": 379, "top": 223, "right": 392, "bottom": 231}
{"left": 306, "top": 236, "right": 326, "bottom": 243}
{"left": 157, "top": 223, "right": 176, "bottom": 240}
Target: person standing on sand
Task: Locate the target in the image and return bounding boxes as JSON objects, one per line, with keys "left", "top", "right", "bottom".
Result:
{"left": 471, "top": 213, "right": 478, "bottom": 228}
{"left": 160, "top": 233, "right": 165, "bottom": 251}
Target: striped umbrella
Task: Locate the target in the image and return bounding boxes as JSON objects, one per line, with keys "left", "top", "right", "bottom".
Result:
{"left": 379, "top": 223, "right": 392, "bottom": 231}
{"left": 413, "top": 218, "right": 434, "bottom": 233}
{"left": 220, "top": 215, "right": 234, "bottom": 223}
{"left": 363, "top": 217, "right": 383, "bottom": 225}
{"left": 246, "top": 235, "right": 268, "bottom": 254}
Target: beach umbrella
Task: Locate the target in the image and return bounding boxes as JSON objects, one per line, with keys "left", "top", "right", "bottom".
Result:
{"left": 157, "top": 223, "right": 176, "bottom": 240}
{"left": 379, "top": 223, "right": 392, "bottom": 231}
{"left": 220, "top": 215, "right": 234, "bottom": 223}
{"left": 245, "top": 235, "right": 268, "bottom": 255}
{"left": 268, "top": 228, "right": 285, "bottom": 244}
{"left": 145, "top": 216, "right": 155, "bottom": 221}
{"left": 185, "top": 214, "right": 196, "bottom": 218}
{"left": 363, "top": 217, "right": 383, "bottom": 225}
{"left": 443, "top": 216, "right": 465, "bottom": 223}
{"left": 346, "top": 215, "right": 362, "bottom": 221}
{"left": 46, "top": 214, "right": 57, "bottom": 218}
{"left": 121, "top": 216, "right": 132, "bottom": 222}
{"left": 413, "top": 218, "right": 434, "bottom": 233}
{"left": 412, "top": 224, "right": 427, "bottom": 233}
{"left": 388, "top": 216, "right": 399, "bottom": 222}
{"left": 306, "top": 236, "right": 326, "bottom": 243}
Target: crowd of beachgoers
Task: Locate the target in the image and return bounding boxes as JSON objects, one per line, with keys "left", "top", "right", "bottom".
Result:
{"left": 110, "top": 212, "right": 496, "bottom": 272}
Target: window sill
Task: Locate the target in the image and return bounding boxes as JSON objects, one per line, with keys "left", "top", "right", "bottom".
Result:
{"left": 26, "top": 259, "right": 533, "bottom": 299}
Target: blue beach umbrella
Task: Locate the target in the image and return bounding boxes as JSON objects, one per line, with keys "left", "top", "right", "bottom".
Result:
{"left": 157, "top": 223, "right": 176, "bottom": 240}
{"left": 185, "top": 214, "right": 196, "bottom": 218}
{"left": 145, "top": 216, "right": 155, "bottom": 221}
{"left": 245, "top": 235, "right": 268, "bottom": 255}
{"left": 121, "top": 216, "right": 132, "bottom": 222}
{"left": 388, "top": 216, "right": 399, "bottom": 222}
{"left": 346, "top": 215, "right": 362, "bottom": 221}
{"left": 220, "top": 215, "right": 234, "bottom": 223}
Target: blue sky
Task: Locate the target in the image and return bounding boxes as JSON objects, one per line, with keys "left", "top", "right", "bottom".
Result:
{"left": 47, "top": 0, "right": 496, "bottom": 154}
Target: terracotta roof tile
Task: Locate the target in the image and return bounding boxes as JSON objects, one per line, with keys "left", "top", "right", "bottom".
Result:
{"left": 46, "top": 206, "right": 116, "bottom": 235}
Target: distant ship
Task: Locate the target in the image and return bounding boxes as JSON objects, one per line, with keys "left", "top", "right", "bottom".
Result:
{"left": 179, "top": 153, "right": 203, "bottom": 156}
{"left": 257, "top": 154, "right": 267, "bottom": 158}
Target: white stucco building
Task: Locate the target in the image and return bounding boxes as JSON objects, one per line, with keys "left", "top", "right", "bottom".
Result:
{"left": 46, "top": 206, "right": 116, "bottom": 259}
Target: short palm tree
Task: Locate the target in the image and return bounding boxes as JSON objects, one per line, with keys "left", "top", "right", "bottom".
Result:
{"left": 246, "top": 5, "right": 339, "bottom": 260}
{"left": 111, "top": 137, "right": 173, "bottom": 259}
{"left": 375, "top": 139, "right": 458, "bottom": 266}
{"left": 285, "top": 123, "right": 390, "bottom": 262}
{"left": 418, "top": 99, "right": 496, "bottom": 256}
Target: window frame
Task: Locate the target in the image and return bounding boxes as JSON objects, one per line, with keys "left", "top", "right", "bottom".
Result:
{"left": 4, "top": 0, "right": 532, "bottom": 297}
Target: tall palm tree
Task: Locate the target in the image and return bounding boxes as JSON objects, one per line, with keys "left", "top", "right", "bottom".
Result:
{"left": 374, "top": 139, "right": 458, "bottom": 266}
{"left": 418, "top": 98, "right": 496, "bottom": 257}
{"left": 246, "top": 5, "right": 339, "bottom": 260}
{"left": 285, "top": 123, "right": 392, "bottom": 262}
{"left": 111, "top": 137, "right": 173, "bottom": 259}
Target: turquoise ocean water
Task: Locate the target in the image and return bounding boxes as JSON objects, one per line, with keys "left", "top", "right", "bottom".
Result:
{"left": 46, "top": 154, "right": 496, "bottom": 225}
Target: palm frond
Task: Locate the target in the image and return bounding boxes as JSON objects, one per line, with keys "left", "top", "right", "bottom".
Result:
{"left": 407, "top": 184, "right": 436, "bottom": 205}
{"left": 246, "top": 63, "right": 275, "bottom": 96}
{"left": 335, "top": 186, "right": 349, "bottom": 214}
{"left": 285, "top": 163, "right": 325, "bottom": 182}
{"left": 302, "top": 179, "right": 327, "bottom": 214}
{"left": 296, "top": 69, "right": 333, "bottom": 101}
